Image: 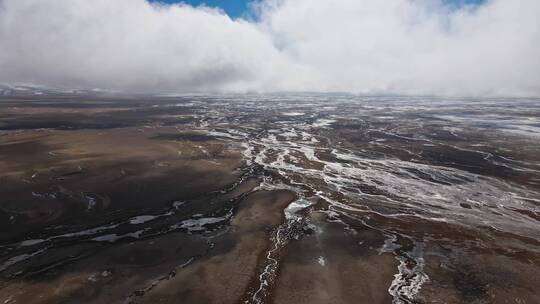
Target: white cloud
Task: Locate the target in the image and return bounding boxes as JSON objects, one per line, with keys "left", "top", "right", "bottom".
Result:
{"left": 0, "top": 0, "right": 308, "bottom": 92}
{"left": 0, "top": 0, "right": 539, "bottom": 96}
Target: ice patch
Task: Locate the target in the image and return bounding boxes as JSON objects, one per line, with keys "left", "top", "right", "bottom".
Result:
{"left": 129, "top": 215, "right": 159, "bottom": 225}
{"left": 173, "top": 201, "right": 185, "bottom": 210}
{"left": 284, "top": 198, "right": 311, "bottom": 220}
{"left": 177, "top": 211, "right": 232, "bottom": 232}
{"left": 282, "top": 112, "right": 305, "bottom": 116}
{"left": 91, "top": 230, "right": 145, "bottom": 242}
{"left": 0, "top": 249, "right": 47, "bottom": 272}
{"left": 312, "top": 119, "right": 336, "bottom": 128}
{"left": 19, "top": 239, "right": 45, "bottom": 247}
{"left": 388, "top": 244, "right": 429, "bottom": 304}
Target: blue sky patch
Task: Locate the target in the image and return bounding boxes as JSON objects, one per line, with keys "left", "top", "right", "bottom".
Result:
{"left": 149, "top": 0, "right": 487, "bottom": 18}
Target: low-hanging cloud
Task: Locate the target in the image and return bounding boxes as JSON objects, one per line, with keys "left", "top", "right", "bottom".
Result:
{"left": 0, "top": 0, "right": 539, "bottom": 96}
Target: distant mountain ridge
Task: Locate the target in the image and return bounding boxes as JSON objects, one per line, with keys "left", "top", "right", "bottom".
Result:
{"left": 0, "top": 84, "right": 118, "bottom": 97}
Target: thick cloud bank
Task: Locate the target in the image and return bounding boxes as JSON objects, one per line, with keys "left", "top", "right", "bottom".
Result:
{"left": 0, "top": 0, "right": 539, "bottom": 95}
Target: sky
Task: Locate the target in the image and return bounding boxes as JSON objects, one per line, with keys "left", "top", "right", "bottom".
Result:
{"left": 0, "top": 0, "right": 539, "bottom": 96}
{"left": 151, "top": 0, "right": 486, "bottom": 18}
{"left": 149, "top": 1, "right": 250, "bottom": 18}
